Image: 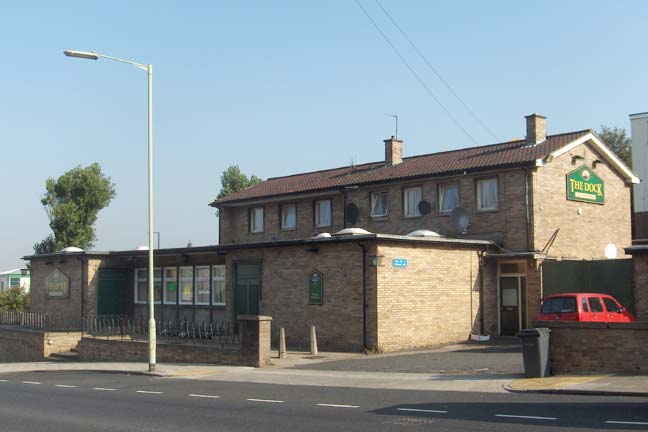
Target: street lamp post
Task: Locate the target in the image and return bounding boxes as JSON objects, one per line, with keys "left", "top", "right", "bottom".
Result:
{"left": 64, "top": 50, "right": 157, "bottom": 372}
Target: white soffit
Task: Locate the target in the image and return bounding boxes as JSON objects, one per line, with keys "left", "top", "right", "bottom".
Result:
{"left": 538, "top": 133, "right": 639, "bottom": 184}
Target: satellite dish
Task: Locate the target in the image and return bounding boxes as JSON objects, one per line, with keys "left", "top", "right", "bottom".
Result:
{"left": 346, "top": 203, "right": 359, "bottom": 225}
{"left": 450, "top": 207, "right": 470, "bottom": 234}
{"left": 418, "top": 200, "right": 432, "bottom": 215}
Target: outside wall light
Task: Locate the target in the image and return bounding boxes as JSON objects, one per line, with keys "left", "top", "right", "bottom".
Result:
{"left": 369, "top": 255, "right": 385, "bottom": 267}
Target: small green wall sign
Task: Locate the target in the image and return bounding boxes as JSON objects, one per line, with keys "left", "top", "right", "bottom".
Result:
{"left": 308, "top": 271, "right": 323, "bottom": 305}
{"left": 566, "top": 165, "right": 604, "bottom": 204}
{"left": 46, "top": 268, "right": 70, "bottom": 299}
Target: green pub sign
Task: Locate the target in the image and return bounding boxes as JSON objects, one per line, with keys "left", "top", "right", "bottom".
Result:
{"left": 566, "top": 165, "right": 604, "bottom": 205}
{"left": 308, "top": 271, "right": 323, "bottom": 305}
{"left": 46, "top": 268, "right": 70, "bottom": 299}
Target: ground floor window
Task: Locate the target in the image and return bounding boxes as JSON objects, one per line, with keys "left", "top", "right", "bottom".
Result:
{"left": 213, "top": 265, "right": 226, "bottom": 305}
{"left": 135, "top": 265, "right": 227, "bottom": 307}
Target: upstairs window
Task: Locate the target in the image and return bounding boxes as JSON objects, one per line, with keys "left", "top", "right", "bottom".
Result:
{"left": 315, "top": 199, "right": 332, "bottom": 227}
{"left": 403, "top": 186, "right": 422, "bottom": 217}
{"left": 249, "top": 207, "right": 264, "bottom": 233}
{"left": 439, "top": 183, "right": 459, "bottom": 213}
{"left": 281, "top": 204, "right": 297, "bottom": 230}
{"left": 370, "top": 192, "right": 388, "bottom": 218}
{"left": 477, "top": 178, "right": 498, "bottom": 211}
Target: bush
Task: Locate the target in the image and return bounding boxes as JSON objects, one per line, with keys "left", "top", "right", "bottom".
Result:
{"left": 0, "top": 286, "right": 30, "bottom": 312}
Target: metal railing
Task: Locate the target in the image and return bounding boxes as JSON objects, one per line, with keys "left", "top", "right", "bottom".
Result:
{"left": 0, "top": 310, "right": 48, "bottom": 330}
{"left": 82, "top": 316, "right": 239, "bottom": 347}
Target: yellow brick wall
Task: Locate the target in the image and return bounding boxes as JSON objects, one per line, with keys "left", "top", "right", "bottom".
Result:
{"left": 375, "top": 243, "right": 482, "bottom": 351}
{"left": 532, "top": 141, "right": 632, "bottom": 258}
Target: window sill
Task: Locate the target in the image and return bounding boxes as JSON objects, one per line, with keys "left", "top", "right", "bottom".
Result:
{"left": 476, "top": 208, "right": 499, "bottom": 214}
{"left": 370, "top": 215, "right": 388, "bottom": 221}
{"left": 281, "top": 227, "right": 297, "bottom": 231}
{"left": 315, "top": 224, "right": 332, "bottom": 228}
{"left": 403, "top": 215, "right": 422, "bottom": 219}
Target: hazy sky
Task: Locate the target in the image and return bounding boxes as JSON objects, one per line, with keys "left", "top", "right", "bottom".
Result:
{"left": 1, "top": 1, "right": 647, "bottom": 270}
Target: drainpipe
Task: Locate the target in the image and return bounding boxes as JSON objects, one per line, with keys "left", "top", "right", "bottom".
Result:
{"left": 478, "top": 251, "right": 485, "bottom": 335}
{"left": 356, "top": 243, "right": 368, "bottom": 351}
{"left": 80, "top": 254, "right": 86, "bottom": 331}
{"left": 523, "top": 167, "right": 532, "bottom": 251}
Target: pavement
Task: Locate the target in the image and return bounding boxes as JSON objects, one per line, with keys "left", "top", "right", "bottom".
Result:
{"left": 0, "top": 339, "right": 646, "bottom": 396}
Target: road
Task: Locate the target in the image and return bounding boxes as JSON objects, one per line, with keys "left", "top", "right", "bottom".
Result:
{"left": 0, "top": 371, "right": 646, "bottom": 431}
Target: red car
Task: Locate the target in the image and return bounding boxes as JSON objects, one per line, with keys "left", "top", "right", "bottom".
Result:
{"left": 537, "top": 293, "right": 635, "bottom": 323}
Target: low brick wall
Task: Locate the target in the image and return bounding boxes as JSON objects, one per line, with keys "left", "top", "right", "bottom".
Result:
{"left": 0, "top": 327, "right": 82, "bottom": 362}
{"left": 78, "top": 315, "right": 273, "bottom": 367}
{"left": 78, "top": 338, "right": 242, "bottom": 364}
{"left": 538, "top": 321, "right": 648, "bottom": 373}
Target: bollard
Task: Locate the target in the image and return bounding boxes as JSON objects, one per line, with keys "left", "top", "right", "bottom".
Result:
{"left": 310, "top": 325, "right": 318, "bottom": 356}
{"left": 279, "top": 327, "right": 287, "bottom": 359}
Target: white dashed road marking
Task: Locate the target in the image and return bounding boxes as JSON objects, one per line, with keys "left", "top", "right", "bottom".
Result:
{"left": 93, "top": 388, "right": 116, "bottom": 391}
{"left": 0, "top": 380, "right": 8, "bottom": 382}
{"left": 55, "top": 385, "right": 77, "bottom": 388}
{"left": 22, "top": 381, "right": 40, "bottom": 385}
{"left": 246, "top": 398, "right": 284, "bottom": 403}
{"left": 605, "top": 421, "right": 648, "bottom": 426}
{"left": 496, "top": 414, "right": 557, "bottom": 421}
{"left": 189, "top": 394, "right": 221, "bottom": 399}
{"left": 317, "top": 403, "right": 360, "bottom": 409}
{"left": 397, "top": 408, "right": 447, "bottom": 414}
{"left": 137, "top": 390, "right": 163, "bottom": 394}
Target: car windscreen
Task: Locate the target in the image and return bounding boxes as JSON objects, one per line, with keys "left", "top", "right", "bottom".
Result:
{"left": 541, "top": 297, "right": 577, "bottom": 314}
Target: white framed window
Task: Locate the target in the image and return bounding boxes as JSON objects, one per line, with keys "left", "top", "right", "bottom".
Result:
{"left": 163, "top": 267, "right": 177, "bottom": 304}
{"left": 195, "top": 266, "right": 210, "bottom": 305}
{"left": 281, "top": 203, "right": 296, "bottom": 230}
{"left": 134, "top": 268, "right": 161, "bottom": 304}
{"left": 212, "top": 265, "right": 226, "bottom": 306}
{"left": 403, "top": 186, "right": 422, "bottom": 217}
{"left": 370, "top": 192, "right": 388, "bottom": 218}
{"left": 250, "top": 207, "right": 264, "bottom": 233}
{"left": 154, "top": 268, "right": 162, "bottom": 304}
{"left": 315, "top": 199, "right": 332, "bottom": 227}
{"left": 179, "top": 266, "right": 194, "bottom": 304}
{"left": 477, "top": 178, "right": 499, "bottom": 211}
{"left": 135, "top": 268, "right": 147, "bottom": 304}
{"left": 439, "top": 183, "right": 459, "bottom": 213}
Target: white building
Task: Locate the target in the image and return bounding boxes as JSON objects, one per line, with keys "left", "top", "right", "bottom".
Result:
{"left": 0, "top": 269, "right": 30, "bottom": 293}
{"left": 631, "top": 112, "right": 648, "bottom": 239}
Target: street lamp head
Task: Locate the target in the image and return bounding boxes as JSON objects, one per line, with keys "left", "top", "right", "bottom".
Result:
{"left": 63, "top": 50, "right": 99, "bottom": 60}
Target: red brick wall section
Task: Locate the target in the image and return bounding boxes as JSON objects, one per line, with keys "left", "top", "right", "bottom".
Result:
{"left": 539, "top": 322, "right": 648, "bottom": 373}
{"left": 77, "top": 338, "right": 243, "bottom": 365}
{"left": 0, "top": 327, "right": 45, "bottom": 362}
{"left": 633, "top": 254, "right": 648, "bottom": 321}
{"left": 226, "top": 242, "right": 375, "bottom": 352}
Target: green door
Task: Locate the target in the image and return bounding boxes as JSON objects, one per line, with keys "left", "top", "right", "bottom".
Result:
{"left": 235, "top": 264, "right": 260, "bottom": 316}
{"left": 97, "top": 269, "right": 129, "bottom": 316}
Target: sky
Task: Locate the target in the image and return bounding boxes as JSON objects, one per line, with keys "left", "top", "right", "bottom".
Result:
{"left": 1, "top": 1, "right": 647, "bottom": 270}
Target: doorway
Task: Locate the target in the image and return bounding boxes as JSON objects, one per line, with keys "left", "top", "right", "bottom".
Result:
{"left": 235, "top": 263, "right": 261, "bottom": 316}
{"left": 97, "top": 268, "right": 129, "bottom": 316}
{"left": 498, "top": 262, "right": 527, "bottom": 336}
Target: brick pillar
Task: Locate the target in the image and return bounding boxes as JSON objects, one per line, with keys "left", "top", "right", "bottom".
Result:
{"left": 238, "top": 315, "right": 272, "bottom": 367}
{"left": 633, "top": 255, "right": 648, "bottom": 321}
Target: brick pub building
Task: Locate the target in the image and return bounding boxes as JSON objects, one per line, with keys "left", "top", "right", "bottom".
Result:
{"left": 26, "top": 114, "right": 639, "bottom": 352}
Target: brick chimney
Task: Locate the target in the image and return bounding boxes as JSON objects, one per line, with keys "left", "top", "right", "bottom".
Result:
{"left": 384, "top": 136, "right": 403, "bottom": 166}
{"left": 525, "top": 113, "right": 547, "bottom": 145}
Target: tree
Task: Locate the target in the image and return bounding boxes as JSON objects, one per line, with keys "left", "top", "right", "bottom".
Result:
{"left": 0, "top": 286, "right": 30, "bottom": 312}
{"left": 217, "top": 165, "right": 262, "bottom": 199}
{"left": 34, "top": 163, "right": 116, "bottom": 254}
{"left": 598, "top": 125, "right": 632, "bottom": 168}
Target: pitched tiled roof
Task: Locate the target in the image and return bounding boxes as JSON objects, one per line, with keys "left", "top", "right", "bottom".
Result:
{"left": 211, "top": 130, "right": 591, "bottom": 206}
